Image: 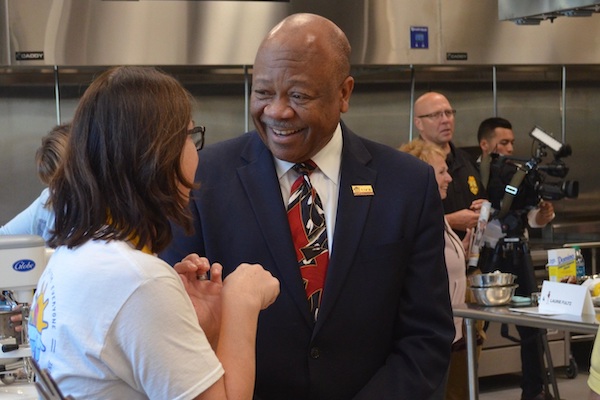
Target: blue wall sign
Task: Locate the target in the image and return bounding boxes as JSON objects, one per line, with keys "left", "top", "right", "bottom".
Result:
{"left": 410, "top": 26, "right": 429, "bottom": 49}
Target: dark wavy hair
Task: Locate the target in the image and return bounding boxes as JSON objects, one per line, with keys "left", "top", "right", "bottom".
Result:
{"left": 49, "top": 66, "right": 196, "bottom": 253}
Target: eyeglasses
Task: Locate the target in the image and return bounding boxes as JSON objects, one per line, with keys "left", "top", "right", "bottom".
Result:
{"left": 188, "top": 125, "right": 206, "bottom": 151}
{"left": 417, "top": 109, "right": 457, "bottom": 120}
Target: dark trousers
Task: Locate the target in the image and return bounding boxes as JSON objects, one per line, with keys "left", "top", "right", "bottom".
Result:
{"left": 479, "top": 242, "right": 545, "bottom": 398}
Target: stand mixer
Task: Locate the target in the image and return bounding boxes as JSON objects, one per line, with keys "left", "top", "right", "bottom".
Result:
{"left": 0, "top": 235, "right": 51, "bottom": 386}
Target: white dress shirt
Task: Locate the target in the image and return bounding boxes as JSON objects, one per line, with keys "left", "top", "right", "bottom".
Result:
{"left": 274, "top": 123, "right": 343, "bottom": 253}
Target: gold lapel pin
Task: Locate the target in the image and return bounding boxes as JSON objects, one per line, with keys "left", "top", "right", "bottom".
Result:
{"left": 352, "top": 185, "right": 374, "bottom": 196}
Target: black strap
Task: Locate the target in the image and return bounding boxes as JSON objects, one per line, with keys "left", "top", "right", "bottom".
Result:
{"left": 497, "top": 168, "right": 527, "bottom": 220}
{"left": 480, "top": 153, "right": 491, "bottom": 190}
{"left": 480, "top": 154, "right": 528, "bottom": 220}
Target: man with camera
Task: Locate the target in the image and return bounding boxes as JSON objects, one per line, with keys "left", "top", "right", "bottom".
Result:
{"left": 478, "top": 117, "right": 555, "bottom": 237}
{"left": 477, "top": 116, "right": 555, "bottom": 400}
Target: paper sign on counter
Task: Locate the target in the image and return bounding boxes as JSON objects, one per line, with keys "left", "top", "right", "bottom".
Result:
{"left": 538, "top": 280, "right": 595, "bottom": 316}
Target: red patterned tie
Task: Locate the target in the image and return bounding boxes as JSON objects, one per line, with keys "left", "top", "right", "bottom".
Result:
{"left": 287, "top": 161, "right": 329, "bottom": 321}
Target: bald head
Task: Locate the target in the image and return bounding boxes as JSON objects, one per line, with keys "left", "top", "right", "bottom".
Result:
{"left": 257, "top": 13, "right": 351, "bottom": 82}
{"left": 249, "top": 13, "right": 355, "bottom": 163}
{"left": 414, "top": 92, "right": 451, "bottom": 117}
{"left": 413, "top": 92, "right": 455, "bottom": 151}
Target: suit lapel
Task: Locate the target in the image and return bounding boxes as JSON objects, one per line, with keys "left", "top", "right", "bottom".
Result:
{"left": 234, "top": 130, "right": 376, "bottom": 329}
{"left": 237, "top": 136, "right": 314, "bottom": 325}
{"left": 315, "top": 128, "right": 376, "bottom": 329}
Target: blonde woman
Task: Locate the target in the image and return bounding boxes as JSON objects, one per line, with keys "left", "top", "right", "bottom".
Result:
{"left": 400, "top": 138, "right": 473, "bottom": 400}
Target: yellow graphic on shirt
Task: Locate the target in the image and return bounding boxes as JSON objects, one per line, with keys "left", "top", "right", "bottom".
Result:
{"left": 31, "top": 289, "right": 49, "bottom": 333}
{"left": 468, "top": 175, "right": 479, "bottom": 195}
{"left": 28, "top": 283, "right": 49, "bottom": 359}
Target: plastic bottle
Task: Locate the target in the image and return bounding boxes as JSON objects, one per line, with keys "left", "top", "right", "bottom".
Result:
{"left": 467, "top": 200, "right": 492, "bottom": 268}
{"left": 574, "top": 246, "right": 586, "bottom": 279}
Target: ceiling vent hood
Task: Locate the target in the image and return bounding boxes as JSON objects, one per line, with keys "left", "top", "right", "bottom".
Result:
{"left": 499, "top": 0, "right": 600, "bottom": 25}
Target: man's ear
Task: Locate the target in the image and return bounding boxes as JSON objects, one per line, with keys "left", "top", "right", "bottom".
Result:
{"left": 414, "top": 117, "right": 423, "bottom": 132}
{"left": 480, "top": 139, "right": 490, "bottom": 155}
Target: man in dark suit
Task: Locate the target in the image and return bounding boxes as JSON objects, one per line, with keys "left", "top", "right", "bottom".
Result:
{"left": 162, "top": 13, "right": 454, "bottom": 400}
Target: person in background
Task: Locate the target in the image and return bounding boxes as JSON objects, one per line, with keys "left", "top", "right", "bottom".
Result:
{"left": 28, "top": 66, "right": 280, "bottom": 399}
{"left": 414, "top": 92, "right": 487, "bottom": 239}
{"left": 477, "top": 116, "right": 555, "bottom": 240}
{"left": 477, "top": 116, "right": 555, "bottom": 400}
{"left": 0, "top": 123, "right": 70, "bottom": 330}
{"left": 162, "top": 13, "right": 454, "bottom": 400}
{"left": 399, "top": 139, "right": 473, "bottom": 400}
{"left": 0, "top": 123, "right": 70, "bottom": 242}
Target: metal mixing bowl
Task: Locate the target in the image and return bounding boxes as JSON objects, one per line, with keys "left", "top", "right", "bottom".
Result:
{"left": 468, "top": 271, "right": 517, "bottom": 287}
{"left": 469, "top": 284, "right": 519, "bottom": 306}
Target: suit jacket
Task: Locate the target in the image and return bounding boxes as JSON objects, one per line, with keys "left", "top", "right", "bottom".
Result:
{"left": 161, "top": 123, "right": 454, "bottom": 400}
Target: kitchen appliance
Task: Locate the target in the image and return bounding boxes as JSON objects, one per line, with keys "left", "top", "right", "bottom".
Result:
{"left": 0, "top": 235, "right": 51, "bottom": 386}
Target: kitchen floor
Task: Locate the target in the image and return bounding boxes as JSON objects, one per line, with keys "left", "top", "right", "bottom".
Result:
{"left": 479, "top": 340, "right": 593, "bottom": 400}
{"left": 479, "top": 369, "right": 589, "bottom": 399}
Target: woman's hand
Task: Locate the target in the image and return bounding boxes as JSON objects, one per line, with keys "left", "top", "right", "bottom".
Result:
{"left": 175, "top": 254, "right": 224, "bottom": 349}
{"left": 222, "top": 263, "right": 280, "bottom": 311}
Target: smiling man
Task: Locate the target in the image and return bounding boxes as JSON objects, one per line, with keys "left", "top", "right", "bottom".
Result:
{"left": 162, "top": 13, "right": 454, "bottom": 400}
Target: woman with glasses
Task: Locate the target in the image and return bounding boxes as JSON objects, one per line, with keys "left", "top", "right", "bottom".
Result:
{"left": 28, "top": 66, "right": 279, "bottom": 400}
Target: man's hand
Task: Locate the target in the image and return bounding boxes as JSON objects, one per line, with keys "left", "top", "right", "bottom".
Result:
{"left": 446, "top": 199, "right": 488, "bottom": 232}
{"left": 469, "top": 199, "right": 488, "bottom": 213}
{"left": 446, "top": 209, "right": 480, "bottom": 232}
{"left": 10, "top": 308, "right": 23, "bottom": 333}
{"left": 535, "top": 201, "right": 555, "bottom": 226}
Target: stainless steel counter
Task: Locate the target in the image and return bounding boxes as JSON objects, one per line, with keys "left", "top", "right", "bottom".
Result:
{"left": 453, "top": 303, "right": 599, "bottom": 400}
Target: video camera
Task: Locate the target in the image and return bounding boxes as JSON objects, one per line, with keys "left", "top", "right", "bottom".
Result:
{"left": 485, "top": 125, "right": 579, "bottom": 235}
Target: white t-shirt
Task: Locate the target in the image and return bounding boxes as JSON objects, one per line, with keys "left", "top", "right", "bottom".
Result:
{"left": 29, "top": 240, "right": 223, "bottom": 400}
{"left": 0, "top": 188, "right": 55, "bottom": 242}
{"left": 274, "top": 124, "right": 342, "bottom": 251}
